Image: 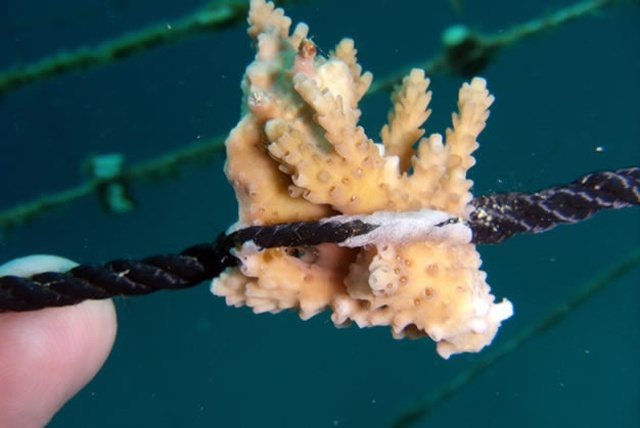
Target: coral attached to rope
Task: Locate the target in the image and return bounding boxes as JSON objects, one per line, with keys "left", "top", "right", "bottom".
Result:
{"left": 1, "top": 166, "right": 638, "bottom": 313}
{"left": 0, "top": 0, "right": 638, "bottom": 359}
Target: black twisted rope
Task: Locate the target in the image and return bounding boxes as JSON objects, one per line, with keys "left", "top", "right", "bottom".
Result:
{"left": 1, "top": 167, "right": 638, "bottom": 312}
{"left": 469, "top": 167, "right": 640, "bottom": 243}
{"left": 0, "top": 238, "right": 234, "bottom": 312}
{"left": 0, "top": 220, "right": 376, "bottom": 312}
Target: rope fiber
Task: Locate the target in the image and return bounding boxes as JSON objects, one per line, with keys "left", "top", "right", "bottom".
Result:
{"left": 469, "top": 167, "right": 640, "bottom": 243}
{"left": 1, "top": 167, "right": 638, "bottom": 312}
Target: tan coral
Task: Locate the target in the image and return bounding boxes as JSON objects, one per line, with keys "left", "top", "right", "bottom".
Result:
{"left": 336, "top": 240, "right": 512, "bottom": 358}
{"left": 381, "top": 69, "right": 432, "bottom": 173}
{"left": 268, "top": 69, "right": 493, "bottom": 217}
{"left": 212, "top": 0, "right": 512, "bottom": 358}
{"left": 217, "top": 243, "right": 355, "bottom": 320}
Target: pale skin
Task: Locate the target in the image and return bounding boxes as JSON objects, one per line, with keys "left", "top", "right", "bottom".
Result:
{"left": 0, "top": 299, "right": 117, "bottom": 428}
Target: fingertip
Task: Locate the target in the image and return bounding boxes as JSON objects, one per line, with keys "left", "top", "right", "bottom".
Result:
{"left": 0, "top": 299, "right": 117, "bottom": 428}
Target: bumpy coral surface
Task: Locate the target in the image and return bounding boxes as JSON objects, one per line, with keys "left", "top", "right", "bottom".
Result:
{"left": 212, "top": 0, "right": 512, "bottom": 358}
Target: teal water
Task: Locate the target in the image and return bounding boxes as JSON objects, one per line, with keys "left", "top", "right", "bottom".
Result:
{"left": 1, "top": 0, "right": 638, "bottom": 427}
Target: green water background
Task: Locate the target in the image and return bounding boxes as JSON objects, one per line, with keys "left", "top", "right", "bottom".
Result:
{"left": 0, "top": 0, "right": 638, "bottom": 426}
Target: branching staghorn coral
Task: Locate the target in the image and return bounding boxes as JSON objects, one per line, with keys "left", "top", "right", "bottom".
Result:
{"left": 211, "top": 0, "right": 566, "bottom": 358}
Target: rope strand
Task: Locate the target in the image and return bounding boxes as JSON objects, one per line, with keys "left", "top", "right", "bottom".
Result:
{"left": 1, "top": 167, "right": 638, "bottom": 312}
{"left": 0, "top": 238, "right": 234, "bottom": 311}
{"left": 469, "top": 167, "right": 639, "bottom": 244}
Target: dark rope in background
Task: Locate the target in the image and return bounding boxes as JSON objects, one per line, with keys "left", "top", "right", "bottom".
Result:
{"left": 1, "top": 167, "right": 638, "bottom": 312}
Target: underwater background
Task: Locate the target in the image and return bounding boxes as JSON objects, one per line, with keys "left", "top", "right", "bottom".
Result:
{"left": 1, "top": 0, "right": 638, "bottom": 427}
